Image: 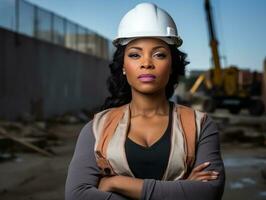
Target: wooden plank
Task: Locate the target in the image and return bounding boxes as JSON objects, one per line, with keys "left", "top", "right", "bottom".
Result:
{"left": 0, "top": 127, "right": 53, "bottom": 157}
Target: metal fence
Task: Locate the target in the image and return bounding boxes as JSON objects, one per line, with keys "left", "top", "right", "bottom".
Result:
{"left": 0, "top": 0, "right": 113, "bottom": 60}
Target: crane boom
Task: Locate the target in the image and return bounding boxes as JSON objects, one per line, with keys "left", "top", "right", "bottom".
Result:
{"left": 204, "top": 0, "right": 223, "bottom": 87}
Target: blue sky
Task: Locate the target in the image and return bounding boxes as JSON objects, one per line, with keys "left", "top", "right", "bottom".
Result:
{"left": 27, "top": 0, "right": 266, "bottom": 72}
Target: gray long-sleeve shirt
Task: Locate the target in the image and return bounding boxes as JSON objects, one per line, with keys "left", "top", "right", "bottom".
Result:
{"left": 65, "top": 115, "right": 225, "bottom": 200}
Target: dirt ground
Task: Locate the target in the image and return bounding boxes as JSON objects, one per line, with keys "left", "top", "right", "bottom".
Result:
{"left": 221, "top": 143, "right": 266, "bottom": 200}
{"left": 0, "top": 112, "right": 266, "bottom": 200}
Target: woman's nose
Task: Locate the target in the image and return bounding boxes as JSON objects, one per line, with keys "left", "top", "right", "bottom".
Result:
{"left": 140, "top": 56, "right": 154, "bottom": 69}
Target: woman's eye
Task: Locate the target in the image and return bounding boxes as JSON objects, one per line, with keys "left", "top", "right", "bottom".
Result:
{"left": 128, "top": 53, "right": 140, "bottom": 58}
{"left": 154, "top": 53, "right": 166, "bottom": 58}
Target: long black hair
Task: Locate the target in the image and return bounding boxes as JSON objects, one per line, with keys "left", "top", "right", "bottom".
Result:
{"left": 102, "top": 44, "right": 189, "bottom": 110}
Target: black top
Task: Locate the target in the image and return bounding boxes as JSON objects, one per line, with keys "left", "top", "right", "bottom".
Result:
{"left": 124, "top": 102, "right": 173, "bottom": 180}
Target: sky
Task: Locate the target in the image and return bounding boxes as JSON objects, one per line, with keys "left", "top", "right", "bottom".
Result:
{"left": 26, "top": 0, "right": 266, "bottom": 72}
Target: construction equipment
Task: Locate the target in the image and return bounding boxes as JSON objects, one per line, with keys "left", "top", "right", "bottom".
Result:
{"left": 190, "top": 0, "right": 265, "bottom": 116}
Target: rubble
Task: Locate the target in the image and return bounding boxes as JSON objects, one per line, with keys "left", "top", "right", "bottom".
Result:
{"left": 220, "top": 126, "right": 265, "bottom": 144}
{"left": 0, "top": 127, "right": 53, "bottom": 157}
{"left": 209, "top": 112, "right": 266, "bottom": 146}
{"left": 18, "top": 112, "right": 35, "bottom": 124}
{"left": 0, "top": 110, "right": 93, "bottom": 161}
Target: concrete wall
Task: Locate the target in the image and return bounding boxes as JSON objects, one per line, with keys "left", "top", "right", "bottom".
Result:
{"left": 0, "top": 28, "right": 110, "bottom": 120}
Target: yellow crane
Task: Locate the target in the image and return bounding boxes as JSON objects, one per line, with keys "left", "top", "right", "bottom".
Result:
{"left": 190, "top": 0, "right": 265, "bottom": 115}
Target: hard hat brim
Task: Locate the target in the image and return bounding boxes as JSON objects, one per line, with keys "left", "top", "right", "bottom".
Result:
{"left": 113, "top": 36, "right": 183, "bottom": 47}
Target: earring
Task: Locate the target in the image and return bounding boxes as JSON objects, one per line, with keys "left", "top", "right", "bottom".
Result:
{"left": 122, "top": 68, "right": 126, "bottom": 75}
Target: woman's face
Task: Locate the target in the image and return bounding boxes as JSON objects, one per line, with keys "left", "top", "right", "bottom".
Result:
{"left": 123, "top": 37, "right": 172, "bottom": 95}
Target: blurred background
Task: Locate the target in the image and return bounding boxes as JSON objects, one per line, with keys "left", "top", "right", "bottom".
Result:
{"left": 0, "top": 0, "right": 265, "bottom": 199}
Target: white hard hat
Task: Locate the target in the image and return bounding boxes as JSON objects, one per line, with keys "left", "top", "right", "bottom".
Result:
{"left": 113, "top": 2, "right": 183, "bottom": 47}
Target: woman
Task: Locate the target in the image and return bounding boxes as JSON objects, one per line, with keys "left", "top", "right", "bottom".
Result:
{"left": 65, "top": 3, "right": 225, "bottom": 200}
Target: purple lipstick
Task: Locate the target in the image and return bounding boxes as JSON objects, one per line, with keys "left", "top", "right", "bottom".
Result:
{"left": 138, "top": 74, "right": 156, "bottom": 82}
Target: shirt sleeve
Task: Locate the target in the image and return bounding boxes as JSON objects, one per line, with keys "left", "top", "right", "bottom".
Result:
{"left": 65, "top": 121, "right": 130, "bottom": 200}
{"left": 140, "top": 115, "right": 226, "bottom": 200}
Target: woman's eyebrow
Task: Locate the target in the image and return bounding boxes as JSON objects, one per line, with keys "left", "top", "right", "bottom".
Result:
{"left": 128, "top": 46, "right": 167, "bottom": 51}
{"left": 128, "top": 47, "right": 142, "bottom": 50}
{"left": 152, "top": 46, "right": 167, "bottom": 50}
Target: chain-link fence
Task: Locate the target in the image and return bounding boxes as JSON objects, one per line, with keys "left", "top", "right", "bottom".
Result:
{"left": 0, "top": 0, "right": 113, "bottom": 60}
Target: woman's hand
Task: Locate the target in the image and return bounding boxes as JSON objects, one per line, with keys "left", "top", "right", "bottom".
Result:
{"left": 98, "top": 176, "right": 116, "bottom": 192}
{"left": 187, "top": 162, "right": 219, "bottom": 182}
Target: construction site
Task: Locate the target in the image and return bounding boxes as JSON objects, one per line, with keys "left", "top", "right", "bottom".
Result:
{"left": 0, "top": 0, "right": 266, "bottom": 199}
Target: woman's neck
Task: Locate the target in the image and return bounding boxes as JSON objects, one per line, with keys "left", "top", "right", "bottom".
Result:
{"left": 130, "top": 89, "right": 169, "bottom": 117}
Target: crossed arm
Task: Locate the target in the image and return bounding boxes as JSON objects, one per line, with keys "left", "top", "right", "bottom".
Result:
{"left": 65, "top": 115, "right": 225, "bottom": 200}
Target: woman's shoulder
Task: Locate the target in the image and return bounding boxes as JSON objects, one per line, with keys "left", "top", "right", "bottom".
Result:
{"left": 174, "top": 103, "right": 207, "bottom": 121}
{"left": 89, "top": 104, "right": 129, "bottom": 138}
{"left": 93, "top": 104, "right": 130, "bottom": 123}
{"left": 93, "top": 104, "right": 128, "bottom": 120}
{"left": 173, "top": 102, "right": 217, "bottom": 135}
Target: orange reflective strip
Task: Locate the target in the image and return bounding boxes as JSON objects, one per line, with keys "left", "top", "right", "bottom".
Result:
{"left": 96, "top": 105, "right": 126, "bottom": 158}
{"left": 178, "top": 105, "right": 196, "bottom": 169}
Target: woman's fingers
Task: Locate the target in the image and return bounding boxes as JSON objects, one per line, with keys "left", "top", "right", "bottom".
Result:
{"left": 198, "top": 174, "right": 219, "bottom": 181}
{"left": 192, "top": 162, "right": 210, "bottom": 172}
{"left": 191, "top": 171, "right": 219, "bottom": 181}
{"left": 196, "top": 171, "right": 219, "bottom": 177}
{"left": 187, "top": 161, "right": 220, "bottom": 181}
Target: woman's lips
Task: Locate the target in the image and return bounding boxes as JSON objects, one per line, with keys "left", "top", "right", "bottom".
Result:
{"left": 138, "top": 74, "right": 156, "bottom": 82}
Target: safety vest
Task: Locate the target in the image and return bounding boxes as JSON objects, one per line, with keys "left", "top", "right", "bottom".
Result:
{"left": 92, "top": 103, "right": 206, "bottom": 180}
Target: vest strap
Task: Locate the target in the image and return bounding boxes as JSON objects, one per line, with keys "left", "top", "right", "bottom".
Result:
{"left": 178, "top": 105, "right": 196, "bottom": 175}
{"left": 96, "top": 105, "right": 125, "bottom": 176}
